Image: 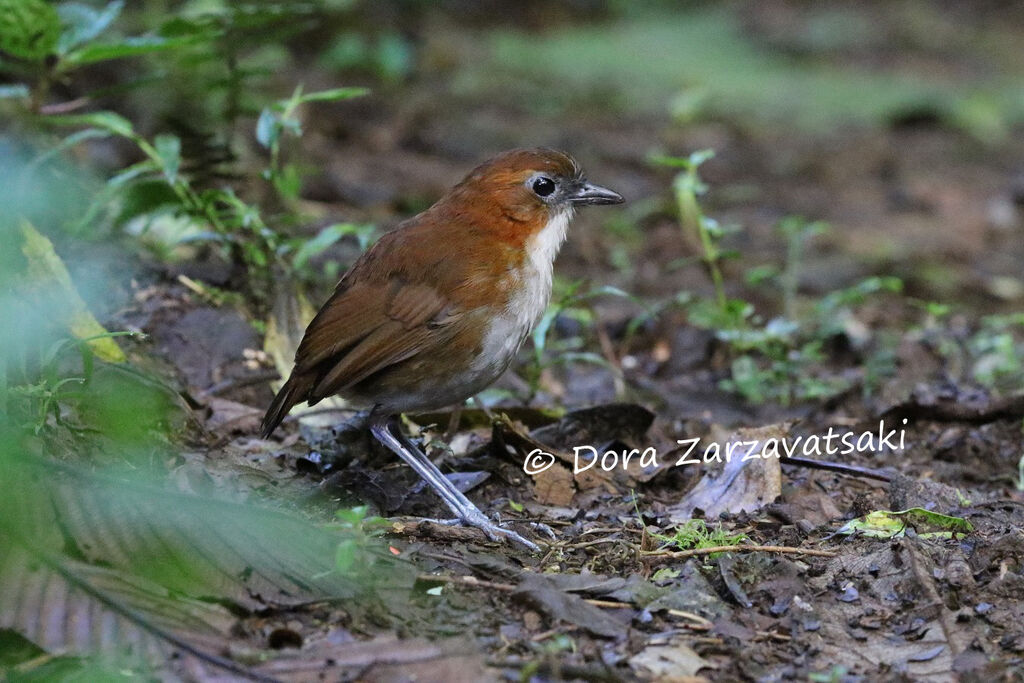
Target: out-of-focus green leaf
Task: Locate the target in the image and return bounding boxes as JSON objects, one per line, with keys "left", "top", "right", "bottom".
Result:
{"left": 62, "top": 34, "right": 196, "bottom": 66}
{"left": 0, "top": 0, "right": 60, "bottom": 60}
{"left": 20, "top": 221, "right": 126, "bottom": 363}
{"left": 108, "top": 163, "right": 160, "bottom": 192}
{"left": 275, "top": 163, "right": 301, "bottom": 199}
{"left": 291, "top": 223, "right": 372, "bottom": 271}
{"left": 836, "top": 508, "right": 973, "bottom": 540}
{"left": 0, "top": 544, "right": 237, "bottom": 673}
{"left": 687, "top": 297, "right": 753, "bottom": 331}
{"left": 293, "top": 86, "right": 370, "bottom": 104}
{"left": 0, "top": 450, "right": 412, "bottom": 674}
{"left": 153, "top": 133, "right": 181, "bottom": 185}
{"left": 55, "top": 0, "right": 124, "bottom": 55}
{"left": 49, "top": 466, "right": 373, "bottom": 608}
{"left": 255, "top": 107, "right": 277, "bottom": 148}
{"left": 31, "top": 128, "right": 111, "bottom": 169}
{"left": 46, "top": 110, "right": 135, "bottom": 137}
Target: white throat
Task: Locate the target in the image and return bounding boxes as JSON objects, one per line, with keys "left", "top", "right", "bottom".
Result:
{"left": 470, "top": 208, "right": 573, "bottom": 378}
{"left": 527, "top": 208, "right": 572, "bottom": 282}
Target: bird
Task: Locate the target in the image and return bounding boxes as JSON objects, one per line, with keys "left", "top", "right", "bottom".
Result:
{"left": 260, "top": 148, "right": 623, "bottom": 550}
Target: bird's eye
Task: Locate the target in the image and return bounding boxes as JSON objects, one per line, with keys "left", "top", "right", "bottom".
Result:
{"left": 531, "top": 176, "right": 556, "bottom": 198}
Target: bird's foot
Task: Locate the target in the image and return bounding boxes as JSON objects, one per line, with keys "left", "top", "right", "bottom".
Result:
{"left": 428, "top": 509, "right": 541, "bottom": 552}
{"left": 527, "top": 521, "right": 557, "bottom": 540}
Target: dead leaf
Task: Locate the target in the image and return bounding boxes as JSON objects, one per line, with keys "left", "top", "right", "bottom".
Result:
{"left": 668, "top": 424, "right": 784, "bottom": 522}
{"left": 531, "top": 461, "right": 576, "bottom": 506}
{"left": 630, "top": 636, "right": 714, "bottom": 679}
{"left": 514, "top": 574, "right": 626, "bottom": 638}
{"left": 256, "top": 635, "right": 488, "bottom": 682}
{"left": 205, "top": 397, "right": 264, "bottom": 433}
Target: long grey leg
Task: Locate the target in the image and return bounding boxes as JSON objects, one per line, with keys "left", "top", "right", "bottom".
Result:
{"left": 369, "top": 414, "right": 539, "bottom": 551}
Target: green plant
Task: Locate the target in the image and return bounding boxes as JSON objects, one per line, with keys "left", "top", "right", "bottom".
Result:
{"left": 256, "top": 84, "right": 369, "bottom": 207}
{"left": 332, "top": 506, "right": 391, "bottom": 579}
{"left": 654, "top": 150, "right": 732, "bottom": 313}
{"left": 525, "top": 279, "right": 651, "bottom": 399}
{"left": 4, "top": 332, "right": 138, "bottom": 436}
{"left": 2, "top": 1, "right": 374, "bottom": 311}
{"left": 966, "top": 313, "right": 1024, "bottom": 392}
{"left": 650, "top": 149, "right": 902, "bottom": 405}
{"left": 649, "top": 518, "right": 747, "bottom": 553}
{"left": 809, "top": 665, "right": 849, "bottom": 683}
{"left": 0, "top": 0, "right": 199, "bottom": 114}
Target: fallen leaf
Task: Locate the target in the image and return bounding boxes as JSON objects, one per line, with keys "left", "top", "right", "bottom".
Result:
{"left": 630, "top": 637, "right": 714, "bottom": 679}
{"left": 668, "top": 424, "right": 784, "bottom": 521}
{"left": 835, "top": 508, "right": 973, "bottom": 540}
{"left": 514, "top": 574, "right": 626, "bottom": 638}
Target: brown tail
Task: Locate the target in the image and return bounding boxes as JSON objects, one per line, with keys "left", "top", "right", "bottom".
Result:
{"left": 260, "top": 373, "right": 315, "bottom": 438}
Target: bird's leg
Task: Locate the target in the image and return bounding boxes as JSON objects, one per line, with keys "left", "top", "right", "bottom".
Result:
{"left": 369, "top": 414, "right": 540, "bottom": 551}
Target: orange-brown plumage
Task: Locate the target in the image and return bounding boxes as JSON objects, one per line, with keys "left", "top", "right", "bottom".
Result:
{"left": 260, "top": 148, "right": 622, "bottom": 549}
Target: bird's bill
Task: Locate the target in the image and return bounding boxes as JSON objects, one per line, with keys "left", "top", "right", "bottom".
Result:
{"left": 570, "top": 181, "right": 624, "bottom": 205}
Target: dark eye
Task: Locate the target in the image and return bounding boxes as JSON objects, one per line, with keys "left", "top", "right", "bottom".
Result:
{"left": 531, "top": 176, "right": 556, "bottom": 197}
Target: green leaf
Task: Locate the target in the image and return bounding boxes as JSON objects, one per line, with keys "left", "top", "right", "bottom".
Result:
{"left": 19, "top": 221, "right": 127, "bottom": 363}
{"left": 56, "top": 0, "right": 124, "bottom": 55}
{"left": 687, "top": 297, "right": 753, "bottom": 331}
{"left": 836, "top": 508, "right": 973, "bottom": 540}
{"left": 63, "top": 34, "right": 196, "bottom": 66}
{"left": 46, "top": 111, "right": 135, "bottom": 138}
{"left": 274, "top": 163, "right": 302, "bottom": 200}
{"left": 293, "top": 86, "right": 370, "bottom": 104}
{"left": 255, "top": 107, "right": 277, "bottom": 149}
{"left": 153, "top": 133, "right": 181, "bottom": 185}
{"left": 31, "top": 128, "right": 111, "bottom": 169}
{"left": 552, "top": 351, "right": 612, "bottom": 369}
{"left": 532, "top": 306, "right": 559, "bottom": 357}
{"left": 107, "top": 160, "right": 158, "bottom": 187}
{"left": 292, "top": 223, "right": 366, "bottom": 271}
{"left": 0, "top": 0, "right": 60, "bottom": 60}
{"left": 335, "top": 539, "right": 359, "bottom": 573}
{"left": 745, "top": 264, "right": 779, "bottom": 286}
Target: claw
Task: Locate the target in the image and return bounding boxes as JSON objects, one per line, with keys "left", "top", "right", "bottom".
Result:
{"left": 428, "top": 511, "right": 541, "bottom": 551}
{"left": 528, "top": 521, "right": 557, "bottom": 540}
{"left": 370, "top": 415, "right": 543, "bottom": 551}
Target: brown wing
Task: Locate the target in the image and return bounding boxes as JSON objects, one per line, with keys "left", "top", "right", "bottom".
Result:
{"left": 260, "top": 229, "right": 467, "bottom": 437}
{"left": 302, "top": 279, "right": 460, "bottom": 400}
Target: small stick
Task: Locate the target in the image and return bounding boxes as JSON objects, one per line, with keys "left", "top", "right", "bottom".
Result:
{"left": 782, "top": 455, "right": 892, "bottom": 482}
{"left": 417, "top": 573, "right": 516, "bottom": 591}
{"left": 419, "top": 575, "right": 638, "bottom": 611}
{"left": 584, "top": 599, "right": 632, "bottom": 609}
{"left": 666, "top": 609, "right": 713, "bottom": 629}
{"left": 641, "top": 544, "right": 836, "bottom": 561}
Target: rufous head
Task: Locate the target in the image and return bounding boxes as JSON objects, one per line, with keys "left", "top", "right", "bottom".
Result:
{"left": 437, "top": 148, "right": 623, "bottom": 228}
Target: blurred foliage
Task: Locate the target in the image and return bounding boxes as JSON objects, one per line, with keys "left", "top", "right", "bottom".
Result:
{"left": 0, "top": 2, "right": 406, "bottom": 669}
{"left": 0, "top": 159, "right": 411, "bottom": 677}
{"left": 478, "top": 6, "right": 1024, "bottom": 139}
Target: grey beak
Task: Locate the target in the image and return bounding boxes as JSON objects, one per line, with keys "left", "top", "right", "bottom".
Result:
{"left": 571, "top": 181, "right": 624, "bottom": 205}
